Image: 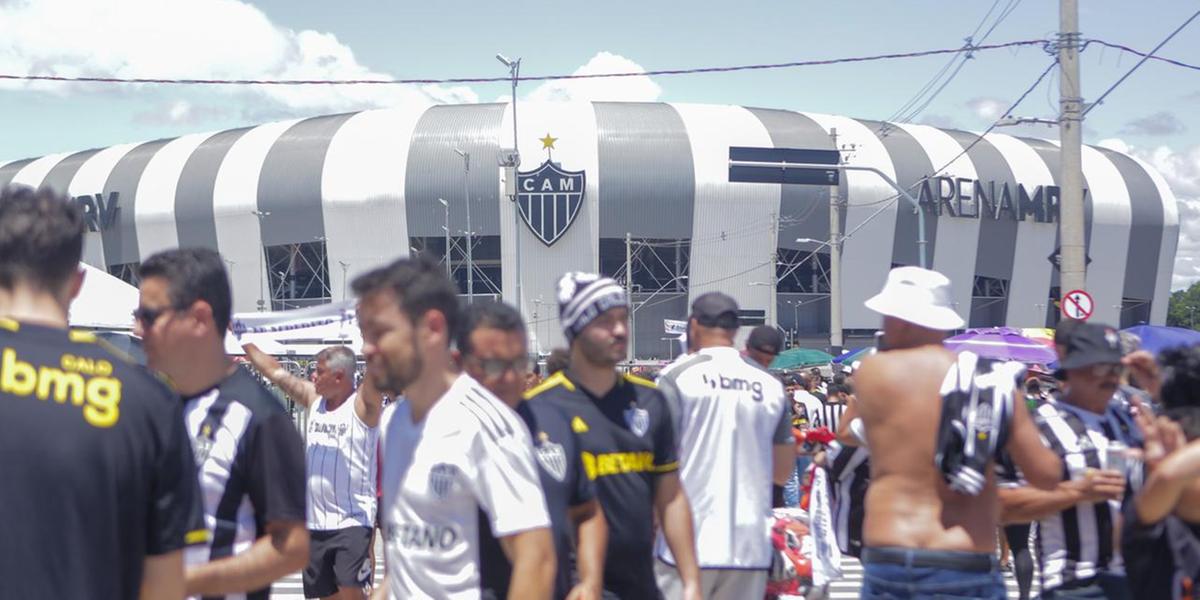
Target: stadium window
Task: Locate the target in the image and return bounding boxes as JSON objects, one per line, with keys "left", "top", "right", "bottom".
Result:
{"left": 107, "top": 262, "right": 140, "bottom": 286}
{"left": 265, "top": 240, "right": 332, "bottom": 310}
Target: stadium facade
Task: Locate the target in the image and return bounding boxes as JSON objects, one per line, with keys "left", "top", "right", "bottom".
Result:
{"left": 0, "top": 102, "right": 1179, "bottom": 359}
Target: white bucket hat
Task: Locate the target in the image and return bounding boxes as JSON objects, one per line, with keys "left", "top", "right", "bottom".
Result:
{"left": 864, "top": 266, "right": 965, "bottom": 331}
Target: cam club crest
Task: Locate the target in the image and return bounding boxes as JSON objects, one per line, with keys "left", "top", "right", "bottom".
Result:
{"left": 516, "top": 133, "right": 586, "bottom": 246}
{"left": 429, "top": 463, "right": 457, "bottom": 499}
{"left": 534, "top": 432, "right": 568, "bottom": 482}
{"left": 625, "top": 406, "right": 650, "bottom": 437}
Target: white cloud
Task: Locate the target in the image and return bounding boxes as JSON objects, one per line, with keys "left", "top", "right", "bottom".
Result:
{"left": 1100, "top": 138, "right": 1200, "bottom": 290}
{"left": 966, "top": 97, "right": 1007, "bottom": 121}
{"left": 510, "top": 51, "right": 662, "bottom": 103}
{"left": 0, "top": 0, "right": 477, "bottom": 122}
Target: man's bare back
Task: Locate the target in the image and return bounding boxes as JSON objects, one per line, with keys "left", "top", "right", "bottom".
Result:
{"left": 854, "top": 345, "right": 1001, "bottom": 554}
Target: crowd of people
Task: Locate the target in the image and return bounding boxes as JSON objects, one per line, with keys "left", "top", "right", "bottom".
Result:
{"left": 2, "top": 183, "right": 1200, "bottom": 600}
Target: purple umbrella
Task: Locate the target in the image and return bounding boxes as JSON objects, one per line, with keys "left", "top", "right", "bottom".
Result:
{"left": 943, "top": 327, "right": 1057, "bottom": 364}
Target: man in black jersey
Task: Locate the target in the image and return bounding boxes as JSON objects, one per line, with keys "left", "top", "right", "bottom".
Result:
{"left": 0, "top": 186, "right": 204, "bottom": 599}
{"left": 527, "top": 272, "right": 701, "bottom": 600}
{"left": 136, "top": 247, "right": 309, "bottom": 599}
{"left": 456, "top": 301, "right": 609, "bottom": 600}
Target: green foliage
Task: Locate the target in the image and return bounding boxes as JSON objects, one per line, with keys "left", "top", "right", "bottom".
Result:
{"left": 1167, "top": 282, "right": 1200, "bottom": 329}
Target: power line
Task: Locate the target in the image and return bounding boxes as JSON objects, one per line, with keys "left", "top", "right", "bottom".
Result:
{"left": 1081, "top": 10, "right": 1200, "bottom": 117}
{"left": 0, "top": 39, "right": 1050, "bottom": 87}
{"left": 1084, "top": 39, "right": 1200, "bottom": 72}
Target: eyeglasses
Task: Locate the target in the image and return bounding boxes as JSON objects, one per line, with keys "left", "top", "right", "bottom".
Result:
{"left": 1090, "top": 363, "right": 1125, "bottom": 378}
{"left": 468, "top": 356, "right": 529, "bottom": 379}
{"left": 132, "top": 305, "right": 177, "bottom": 328}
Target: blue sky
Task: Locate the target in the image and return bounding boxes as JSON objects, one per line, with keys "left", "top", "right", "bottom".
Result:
{"left": 1, "top": 0, "right": 1198, "bottom": 285}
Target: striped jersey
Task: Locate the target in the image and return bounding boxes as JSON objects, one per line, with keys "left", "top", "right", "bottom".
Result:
{"left": 183, "top": 368, "right": 307, "bottom": 600}
{"left": 825, "top": 442, "right": 870, "bottom": 558}
{"left": 655, "top": 346, "right": 791, "bottom": 569}
{"left": 1011, "top": 396, "right": 1143, "bottom": 592}
{"left": 305, "top": 392, "right": 378, "bottom": 530}
{"left": 379, "top": 374, "right": 550, "bottom": 599}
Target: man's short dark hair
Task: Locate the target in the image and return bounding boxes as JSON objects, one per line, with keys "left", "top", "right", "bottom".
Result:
{"left": 1055, "top": 318, "right": 1084, "bottom": 346}
{"left": 545, "top": 348, "right": 570, "bottom": 375}
{"left": 351, "top": 256, "right": 461, "bottom": 347}
{"left": 1159, "top": 344, "right": 1200, "bottom": 440}
{"left": 456, "top": 301, "right": 525, "bottom": 358}
{"left": 0, "top": 186, "right": 85, "bottom": 291}
{"left": 139, "top": 248, "right": 233, "bottom": 334}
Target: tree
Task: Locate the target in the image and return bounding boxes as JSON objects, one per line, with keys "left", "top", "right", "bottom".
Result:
{"left": 1166, "top": 282, "right": 1200, "bottom": 329}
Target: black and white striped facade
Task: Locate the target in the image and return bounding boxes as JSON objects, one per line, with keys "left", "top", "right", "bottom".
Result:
{"left": 0, "top": 102, "right": 1178, "bottom": 356}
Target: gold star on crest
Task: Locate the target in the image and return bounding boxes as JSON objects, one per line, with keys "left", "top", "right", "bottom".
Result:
{"left": 540, "top": 133, "right": 558, "bottom": 149}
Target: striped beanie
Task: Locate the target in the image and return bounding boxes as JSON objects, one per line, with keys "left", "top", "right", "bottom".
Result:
{"left": 557, "top": 272, "right": 628, "bottom": 342}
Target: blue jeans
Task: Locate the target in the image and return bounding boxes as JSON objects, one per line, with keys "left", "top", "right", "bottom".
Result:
{"left": 861, "top": 550, "right": 1005, "bottom": 599}
{"left": 1038, "top": 573, "right": 1131, "bottom": 600}
{"left": 783, "top": 455, "right": 812, "bottom": 507}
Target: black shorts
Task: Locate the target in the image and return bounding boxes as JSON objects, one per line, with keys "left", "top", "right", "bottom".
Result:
{"left": 303, "top": 526, "right": 373, "bottom": 597}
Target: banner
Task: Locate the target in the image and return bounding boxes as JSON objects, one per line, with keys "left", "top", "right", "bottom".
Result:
{"left": 808, "top": 467, "right": 843, "bottom": 587}
{"left": 230, "top": 300, "right": 356, "bottom": 338}
{"left": 664, "top": 319, "right": 687, "bottom": 336}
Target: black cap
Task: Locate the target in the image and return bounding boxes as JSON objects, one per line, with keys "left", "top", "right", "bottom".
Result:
{"left": 1057, "top": 321, "right": 1123, "bottom": 372}
{"left": 747, "top": 325, "right": 783, "bottom": 356}
{"left": 690, "top": 292, "right": 739, "bottom": 328}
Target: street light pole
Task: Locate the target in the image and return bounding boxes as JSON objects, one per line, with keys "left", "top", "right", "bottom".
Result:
{"left": 454, "top": 150, "right": 473, "bottom": 304}
{"left": 251, "top": 210, "right": 270, "bottom": 311}
{"left": 438, "top": 198, "right": 451, "bottom": 278}
{"left": 497, "top": 53, "right": 523, "bottom": 314}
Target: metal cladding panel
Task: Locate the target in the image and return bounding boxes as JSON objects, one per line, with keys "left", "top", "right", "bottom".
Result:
{"left": 321, "top": 107, "right": 425, "bottom": 301}
{"left": 941, "top": 130, "right": 1019, "bottom": 327}
{"left": 894, "top": 124, "right": 980, "bottom": 327}
{"left": 1126, "top": 153, "right": 1180, "bottom": 325}
{"left": 102, "top": 140, "right": 173, "bottom": 266}
{"left": 40, "top": 149, "right": 101, "bottom": 194}
{"left": 213, "top": 120, "right": 302, "bottom": 311}
{"left": 987, "top": 133, "right": 1057, "bottom": 327}
{"left": 804, "top": 113, "right": 900, "bottom": 330}
{"left": 1079, "top": 145, "right": 1132, "bottom": 325}
{"left": 135, "top": 132, "right": 213, "bottom": 258}
{"left": 8, "top": 153, "right": 69, "bottom": 188}
{"left": 403, "top": 104, "right": 505, "bottom": 238}
{"left": 1095, "top": 147, "right": 1164, "bottom": 306}
{"left": 940, "top": 131, "right": 1020, "bottom": 282}
{"left": 745, "top": 108, "right": 836, "bottom": 249}
{"left": 629, "top": 292, "right": 689, "bottom": 360}
{"left": 175, "top": 127, "right": 253, "bottom": 249}
{"left": 67, "top": 144, "right": 140, "bottom": 270}
{"left": 257, "top": 113, "right": 355, "bottom": 247}
{"left": 1017, "top": 138, "right": 1068, "bottom": 294}
{"left": 0, "top": 159, "right": 35, "bottom": 188}
{"left": 498, "top": 101, "right": 600, "bottom": 351}
{"left": 861, "top": 120, "right": 937, "bottom": 268}
{"left": 673, "top": 103, "right": 778, "bottom": 323}
{"left": 593, "top": 102, "right": 695, "bottom": 239}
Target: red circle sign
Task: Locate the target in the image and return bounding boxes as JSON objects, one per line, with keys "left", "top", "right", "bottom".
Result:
{"left": 1061, "top": 289, "right": 1094, "bottom": 321}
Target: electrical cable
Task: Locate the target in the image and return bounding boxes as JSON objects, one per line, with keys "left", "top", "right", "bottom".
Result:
{"left": 0, "top": 39, "right": 1051, "bottom": 86}
{"left": 1081, "top": 10, "right": 1200, "bottom": 117}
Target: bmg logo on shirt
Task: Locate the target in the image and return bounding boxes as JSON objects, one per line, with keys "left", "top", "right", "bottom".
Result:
{"left": 386, "top": 522, "right": 460, "bottom": 551}
{"left": 702, "top": 373, "right": 764, "bottom": 402}
{"left": 0, "top": 348, "right": 121, "bottom": 428}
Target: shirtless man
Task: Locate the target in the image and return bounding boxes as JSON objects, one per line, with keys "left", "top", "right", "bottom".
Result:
{"left": 852, "top": 266, "right": 1061, "bottom": 599}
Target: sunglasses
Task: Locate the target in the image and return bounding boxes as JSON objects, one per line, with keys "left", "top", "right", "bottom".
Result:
{"left": 468, "top": 355, "right": 529, "bottom": 379}
{"left": 1089, "top": 363, "right": 1126, "bottom": 378}
{"left": 132, "top": 305, "right": 179, "bottom": 328}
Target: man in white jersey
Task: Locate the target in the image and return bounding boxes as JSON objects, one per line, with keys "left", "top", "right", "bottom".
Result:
{"left": 137, "top": 248, "right": 309, "bottom": 600}
{"left": 243, "top": 343, "right": 383, "bottom": 600}
{"left": 352, "top": 257, "right": 556, "bottom": 600}
{"left": 654, "top": 292, "right": 795, "bottom": 599}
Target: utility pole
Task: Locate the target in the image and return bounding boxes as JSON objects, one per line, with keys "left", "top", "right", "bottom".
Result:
{"left": 438, "top": 198, "right": 451, "bottom": 278}
{"left": 626, "top": 232, "right": 634, "bottom": 363}
{"left": 1058, "top": 0, "right": 1086, "bottom": 301}
{"left": 497, "top": 54, "right": 523, "bottom": 316}
{"left": 768, "top": 212, "right": 778, "bottom": 327}
{"left": 454, "top": 149, "right": 474, "bottom": 304}
{"left": 829, "top": 128, "right": 844, "bottom": 354}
